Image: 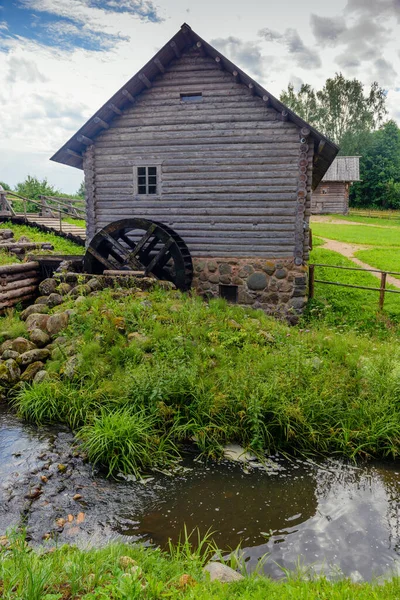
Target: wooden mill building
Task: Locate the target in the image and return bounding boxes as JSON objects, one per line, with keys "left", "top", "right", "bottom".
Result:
{"left": 51, "top": 23, "right": 338, "bottom": 320}
{"left": 311, "top": 156, "right": 360, "bottom": 215}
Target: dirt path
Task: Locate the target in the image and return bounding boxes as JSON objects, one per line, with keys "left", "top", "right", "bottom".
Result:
{"left": 319, "top": 237, "right": 400, "bottom": 289}
{"left": 311, "top": 215, "right": 400, "bottom": 230}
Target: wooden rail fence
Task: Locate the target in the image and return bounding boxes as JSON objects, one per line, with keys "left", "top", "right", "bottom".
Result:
{"left": 309, "top": 263, "right": 400, "bottom": 310}
{"left": 349, "top": 209, "right": 400, "bottom": 221}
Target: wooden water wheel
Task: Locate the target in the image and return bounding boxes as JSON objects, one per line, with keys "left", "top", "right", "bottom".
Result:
{"left": 84, "top": 218, "right": 193, "bottom": 292}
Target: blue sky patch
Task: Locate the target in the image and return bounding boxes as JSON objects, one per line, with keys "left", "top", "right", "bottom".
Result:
{"left": 0, "top": 0, "right": 162, "bottom": 52}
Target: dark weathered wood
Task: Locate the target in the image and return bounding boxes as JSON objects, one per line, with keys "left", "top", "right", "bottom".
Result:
{"left": 379, "top": 271, "right": 387, "bottom": 310}
{"left": 308, "top": 264, "right": 315, "bottom": 298}
{"left": 122, "top": 89, "right": 135, "bottom": 103}
{"left": 84, "top": 49, "right": 315, "bottom": 260}
{"left": 170, "top": 41, "right": 181, "bottom": 58}
{"left": 196, "top": 41, "right": 206, "bottom": 57}
{"left": 0, "top": 261, "right": 39, "bottom": 275}
{"left": 139, "top": 73, "right": 152, "bottom": 89}
{"left": 154, "top": 58, "right": 165, "bottom": 73}
{"left": 108, "top": 103, "right": 122, "bottom": 115}
{"left": 215, "top": 56, "right": 223, "bottom": 70}
{"left": 93, "top": 117, "right": 109, "bottom": 129}
{"left": 66, "top": 149, "right": 82, "bottom": 159}
{"left": 77, "top": 135, "right": 94, "bottom": 145}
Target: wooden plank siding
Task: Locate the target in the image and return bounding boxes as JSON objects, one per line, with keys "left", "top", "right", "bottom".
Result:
{"left": 311, "top": 181, "right": 349, "bottom": 215}
{"left": 87, "top": 48, "right": 312, "bottom": 259}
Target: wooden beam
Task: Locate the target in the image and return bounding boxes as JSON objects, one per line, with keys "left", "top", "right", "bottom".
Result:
{"left": 77, "top": 134, "right": 93, "bottom": 145}
{"left": 215, "top": 56, "right": 223, "bottom": 70}
{"left": 317, "top": 140, "right": 326, "bottom": 154}
{"left": 66, "top": 148, "right": 82, "bottom": 159}
{"left": 139, "top": 73, "right": 152, "bottom": 89}
{"left": 93, "top": 117, "right": 109, "bottom": 129}
{"left": 108, "top": 103, "right": 122, "bottom": 115}
{"left": 263, "top": 95, "right": 270, "bottom": 105}
{"left": 248, "top": 83, "right": 255, "bottom": 95}
{"left": 196, "top": 41, "right": 206, "bottom": 57}
{"left": 122, "top": 89, "right": 135, "bottom": 103}
{"left": 301, "top": 127, "right": 311, "bottom": 138}
{"left": 232, "top": 70, "right": 240, "bottom": 84}
{"left": 170, "top": 41, "right": 181, "bottom": 58}
{"left": 154, "top": 58, "right": 165, "bottom": 73}
{"left": 281, "top": 110, "right": 289, "bottom": 121}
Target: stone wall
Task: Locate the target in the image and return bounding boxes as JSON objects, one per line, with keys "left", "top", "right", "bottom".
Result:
{"left": 192, "top": 258, "right": 308, "bottom": 324}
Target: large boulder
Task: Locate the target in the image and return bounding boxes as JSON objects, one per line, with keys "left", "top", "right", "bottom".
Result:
{"left": 39, "top": 278, "right": 58, "bottom": 296}
{"left": 0, "top": 359, "right": 21, "bottom": 385}
{"left": 47, "top": 312, "right": 69, "bottom": 336}
{"left": 69, "top": 284, "right": 91, "bottom": 298}
{"left": 20, "top": 304, "right": 49, "bottom": 321}
{"left": 46, "top": 293, "right": 63, "bottom": 308}
{"left": 56, "top": 283, "right": 72, "bottom": 296}
{"left": 29, "top": 328, "right": 51, "bottom": 348}
{"left": 18, "top": 348, "right": 50, "bottom": 367}
{"left": 203, "top": 563, "right": 244, "bottom": 583}
{"left": 33, "top": 370, "right": 49, "bottom": 384}
{"left": 21, "top": 361, "right": 45, "bottom": 382}
{"left": 0, "top": 339, "right": 14, "bottom": 354}
{"left": 5, "top": 359, "right": 21, "bottom": 384}
{"left": 2, "top": 350, "right": 20, "bottom": 360}
{"left": 11, "top": 337, "right": 36, "bottom": 354}
{"left": 26, "top": 313, "right": 50, "bottom": 332}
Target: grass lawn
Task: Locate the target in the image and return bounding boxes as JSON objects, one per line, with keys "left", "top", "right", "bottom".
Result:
{"left": 310, "top": 222, "right": 400, "bottom": 247}
{"left": 2, "top": 532, "right": 400, "bottom": 600}
{"left": 0, "top": 222, "right": 84, "bottom": 265}
{"left": 62, "top": 216, "right": 86, "bottom": 228}
{"left": 307, "top": 246, "right": 400, "bottom": 331}
{"left": 337, "top": 214, "right": 400, "bottom": 227}
{"left": 354, "top": 247, "right": 400, "bottom": 279}
{"left": 4, "top": 283, "right": 400, "bottom": 478}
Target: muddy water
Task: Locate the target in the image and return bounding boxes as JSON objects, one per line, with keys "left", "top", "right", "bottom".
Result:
{"left": 1, "top": 404, "right": 400, "bottom": 581}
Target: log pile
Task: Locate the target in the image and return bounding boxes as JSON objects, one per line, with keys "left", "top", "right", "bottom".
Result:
{"left": 0, "top": 261, "right": 41, "bottom": 311}
{"left": 0, "top": 229, "right": 53, "bottom": 258}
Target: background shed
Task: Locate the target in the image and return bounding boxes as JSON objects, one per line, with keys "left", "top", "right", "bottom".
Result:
{"left": 311, "top": 156, "right": 360, "bottom": 214}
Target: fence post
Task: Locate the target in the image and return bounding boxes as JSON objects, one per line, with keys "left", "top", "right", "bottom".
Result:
{"left": 379, "top": 272, "right": 387, "bottom": 310}
{"left": 309, "top": 264, "right": 315, "bottom": 299}
{"left": 23, "top": 198, "right": 27, "bottom": 219}
{"left": 59, "top": 209, "right": 62, "bottom": 233}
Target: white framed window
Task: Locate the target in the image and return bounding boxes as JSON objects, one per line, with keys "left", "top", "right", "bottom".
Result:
{"left": 133, "top": 164, "right": 161, "bottom": 197}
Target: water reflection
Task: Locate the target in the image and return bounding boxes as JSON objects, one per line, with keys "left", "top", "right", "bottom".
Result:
{"left": 120, "top": 457, "right": 400, "bottom": 581}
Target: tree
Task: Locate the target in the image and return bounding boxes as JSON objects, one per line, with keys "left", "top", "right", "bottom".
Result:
{"left": 15, "top": 176, "right": 60, "bottom": 202}
{"left": 0, "top": 181, "right": 11, "bottom": 191}
{"left": 77, "top": 180, "right": 85, "bottom": 198}
{"left": 350, "top": 121, "right": 400, "bottom": 208}
{"left": 280, "top": 74, "right": 387, "bottom": 149}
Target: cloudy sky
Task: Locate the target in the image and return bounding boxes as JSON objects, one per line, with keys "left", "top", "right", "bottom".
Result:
{"left": 0, "top": 0, "right": 399, "bottom": 194}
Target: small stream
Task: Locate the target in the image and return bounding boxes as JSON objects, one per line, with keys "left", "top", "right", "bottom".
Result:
{"left": 1, "top": 403, "right": 400, "bottom": 581}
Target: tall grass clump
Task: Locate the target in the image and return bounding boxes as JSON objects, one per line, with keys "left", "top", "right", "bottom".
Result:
{"left": 77, "top": 408, "right": 178, "bottom": 477}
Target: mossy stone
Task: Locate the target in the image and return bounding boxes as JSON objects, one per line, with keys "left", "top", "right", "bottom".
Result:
{"left": 247, "top": 272, "right": 267, "bottom": 291}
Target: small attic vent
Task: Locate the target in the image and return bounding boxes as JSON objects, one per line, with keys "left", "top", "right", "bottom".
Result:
{"left": 180, "top": 92, "right": 203, "bottom": 103}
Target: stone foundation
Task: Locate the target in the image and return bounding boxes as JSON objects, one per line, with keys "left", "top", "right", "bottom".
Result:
{"left": 193, "top": 258, "right": 308, "bottom": 323}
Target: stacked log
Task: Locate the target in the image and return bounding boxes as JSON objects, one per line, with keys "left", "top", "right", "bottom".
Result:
{"left": 0, "top": 262, "right": 41, "bottom": 311}
{"left": 0, "top": 229, "right": 54, "bottom": 258}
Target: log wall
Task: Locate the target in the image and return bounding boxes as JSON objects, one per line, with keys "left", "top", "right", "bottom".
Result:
{"left": 86, "top": 46, "right": 314, "bottom": 261}
{"left": 0, "top": 262, "right": 40, "bottom": 312}
{"left": 311, "top": 181, "right": 349, "bottom": 215}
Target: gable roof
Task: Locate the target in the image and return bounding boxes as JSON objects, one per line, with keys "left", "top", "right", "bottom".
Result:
{"left": 321, "top": 156, "right": 360, "bottom": 182}
{"left": 50, "top": 23, "right": 338, "bottom": 189}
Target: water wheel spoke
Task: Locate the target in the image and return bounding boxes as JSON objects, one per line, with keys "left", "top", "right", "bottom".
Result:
{"left": 99, "top": 230, "right": 143, "bottom": 270}
{"left": 86, "top": 245, "right": 116, "bottom": 270}
{"left": 145, "top": 239, "right": 174, "bottom": 275}
{"left": 128, "top": 224, "right": 157, "bottom": 260}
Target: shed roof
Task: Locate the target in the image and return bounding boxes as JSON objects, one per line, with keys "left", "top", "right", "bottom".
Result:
{"left": 322, "top": 156, "right": 360, "bottom": 182}
{"left": 50, "top": 23, "right": 339, "bottom": 189}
